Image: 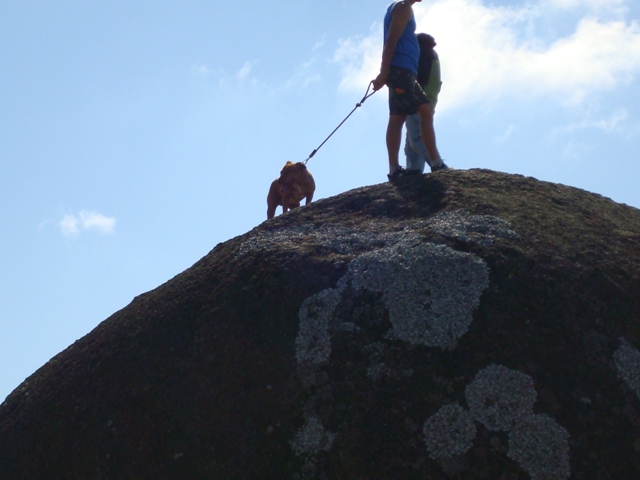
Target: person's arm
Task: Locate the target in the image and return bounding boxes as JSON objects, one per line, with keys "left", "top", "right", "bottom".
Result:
{"left": 372, "top": 2, "right": 413, "bottom": 91}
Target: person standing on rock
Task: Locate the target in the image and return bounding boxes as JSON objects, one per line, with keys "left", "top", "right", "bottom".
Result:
{"left": 404, "top": 33, "right": 443, "bottom": 174}
{"left": 372, "top": 0, "right": 448, "bottom": 181}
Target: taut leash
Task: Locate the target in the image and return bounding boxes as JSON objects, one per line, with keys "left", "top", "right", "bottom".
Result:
{"left": 303, "top": 82, "right": 376, "bottom": 165}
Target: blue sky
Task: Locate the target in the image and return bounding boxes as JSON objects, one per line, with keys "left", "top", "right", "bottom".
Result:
{"left": 1, "top": 0, "right": 639, "bottom": 402}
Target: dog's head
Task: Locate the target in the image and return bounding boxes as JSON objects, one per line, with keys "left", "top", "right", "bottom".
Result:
{"left": 277, "top": 161, "right": 308, "bottom": 187}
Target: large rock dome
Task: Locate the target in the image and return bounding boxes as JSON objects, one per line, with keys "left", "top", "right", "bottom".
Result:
{"left": 1, "top": 169, "right": 640, "bottom": 479}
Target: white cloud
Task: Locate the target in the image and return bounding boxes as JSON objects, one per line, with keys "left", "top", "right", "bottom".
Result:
{"left": 333, "top": 0, "right": 640, "bottom": 111}
{"left": 546, "top": 0, "right": 628, "bottom": 14}
{"left": 494, "top": 125, "right": 517, "bottom": 143}
{"left": 237, "top": 61, "right": 257, "bottom": 82}
{"left": 561, "top": 108, "right": 629, "bottom": 134}
{"left": 313, "top": 36, "right": 327, "bottom": 51}
{"left": 333, "top": 26, "right": 383, "bottom": 93}
{"left": 560, "top": 139, "right": 593, "bottom": 159}
{"left": 522, "top": 18, "right": 640, "bottom": 104}
{"left": 59, "top": 211, "right": 116, "bottom": 237}
{"left": 59, "top": 215, "right": 79, "bottom": 236}
{"left": 191, "top": 63, "right": 213, "bottom": 77}
{"left": 283, "top": 58, "right": 322, "bottom": 90}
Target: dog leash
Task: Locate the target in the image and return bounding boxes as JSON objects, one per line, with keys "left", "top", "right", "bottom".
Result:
{"left": 303, "top": 82, "right": 377, "bottom": 165}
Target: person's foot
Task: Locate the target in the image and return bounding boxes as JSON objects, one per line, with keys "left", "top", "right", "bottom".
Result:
{"left": 387, "top": 165, "right": 408, "bottom": 181}
{"left": 405, "top": 168, "right": 422, "bottom": 176}
{"left": 430, "top": 161, "right": 449, "bottom": 172}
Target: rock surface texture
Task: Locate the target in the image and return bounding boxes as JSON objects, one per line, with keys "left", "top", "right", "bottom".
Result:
{"left": 2, "top": 169, "right": 640, "bottom": 479}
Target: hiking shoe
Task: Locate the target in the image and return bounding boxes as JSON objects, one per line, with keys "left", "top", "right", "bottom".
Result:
{"left": 405, "top": 168, "right": 422, "bottom": 176}
{"left": 387, "top": 166, "right": 407, "bottom": 181}
{"left": 430, "top": 161, "right": 449, "bottom": 172}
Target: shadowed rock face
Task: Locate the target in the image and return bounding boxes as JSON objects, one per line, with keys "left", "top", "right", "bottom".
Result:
{"left": 2, "top": 169, "right": 640, "bottom": 479}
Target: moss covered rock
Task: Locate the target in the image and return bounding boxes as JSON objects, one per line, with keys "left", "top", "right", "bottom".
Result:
{"left": 1, "top": 169, "right": 640, "bottom": 479}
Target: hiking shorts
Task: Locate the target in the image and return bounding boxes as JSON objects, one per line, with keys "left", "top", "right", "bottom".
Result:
{"left": 386, "top": 66, "right": 430, "bottom": 116}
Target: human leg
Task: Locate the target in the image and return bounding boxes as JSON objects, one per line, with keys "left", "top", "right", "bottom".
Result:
{"left": 405, "top": 113, "right": 429, "bottom": 173}
{"left": 387, "top": 113, "right": 407, "bottom": 174}
{"left": 404, "top": 134, "right": 422, "bottom": 173}
{"left": 417, "top": 102, "right": 442, "bottom": 166}
{"left": 386, "top": 67, "right": 420, "bottom": 178}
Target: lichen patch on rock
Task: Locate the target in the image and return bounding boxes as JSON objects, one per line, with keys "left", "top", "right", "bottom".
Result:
{"left": 423, "top": 403, "right": 477, "bottom": 460}
{"left": 507, "top": 414, "right": 571, "bottom": 480}
{"left": 465, "top": 364, "right": 538, "bottom": 432}
{"left": 237, "top": 209, "right": 517, "bottom": 258}
{"left": 295, "top": 289, "right": 341, "bottom": 366}
{"left": 292, "top": 220, "right": 493, "bottom": 368}
{"left": 426, "top": 210, "right": 519, "bottom": 245}
{"left": 347, "top": 240, "right": 489, "bottom": 348}
{"left": 290, "top": 416, "right": 335, "bottom": 457}
{"left": 450, "top": 364, "right": 571, "bottom": 479}
{"left": 614, "top": 338, "right": 640, "bottom": 401}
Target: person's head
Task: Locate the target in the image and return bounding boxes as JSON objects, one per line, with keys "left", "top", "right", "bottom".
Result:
{"left": 417, "top": 33, "right": 436, "bottom": 50}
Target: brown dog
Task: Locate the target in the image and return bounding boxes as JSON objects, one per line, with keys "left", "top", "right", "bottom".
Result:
{"left": 267, "top": 161, "right": 316, "bottom": 219}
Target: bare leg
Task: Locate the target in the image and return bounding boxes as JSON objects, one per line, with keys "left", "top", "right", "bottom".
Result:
{"left": 417, "top": 103, "right": 441, "bottom": 164}
{"left": 386, "top": 113, "right": 407, "bottom": 173}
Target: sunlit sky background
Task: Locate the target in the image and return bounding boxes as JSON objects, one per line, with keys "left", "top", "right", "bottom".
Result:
{"left": 2, "top": 0, "right": 639, "bottom": 402}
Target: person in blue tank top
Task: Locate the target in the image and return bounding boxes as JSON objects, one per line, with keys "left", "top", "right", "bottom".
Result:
{"left": 372, "top": 0, "right": 448, "bottom": 181}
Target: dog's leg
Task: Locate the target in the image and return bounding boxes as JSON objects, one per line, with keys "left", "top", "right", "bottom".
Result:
{"left": 267, "top": 180, "right": 283, "bottom": 219}
{"left": 305, "top": 176, "right": 316, "bottom": 205}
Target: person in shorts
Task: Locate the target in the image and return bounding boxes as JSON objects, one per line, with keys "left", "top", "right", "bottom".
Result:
{"left": 372, "top": 0, "right": 447, "bottom": 180}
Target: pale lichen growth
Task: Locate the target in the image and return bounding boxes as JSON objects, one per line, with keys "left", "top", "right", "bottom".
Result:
{"left": 424, "top": 366, "right": 571, "bottom": 479}
{"left": 294, "top": 234, "right": 490, "bottom": 365}
{"left": 237, "top": 224, "right": 416, "bottom": 258}
{"left": 614, "top": 339, "right": 640, "bottom": 400}
{"left": 238, "top": 210, "right": 517, "bottom": 258}
{"left": 367, "top": 362, "right": 395, "bottom": 381}
{"left": 465, "top": 364, "right": 537, "bottom": 431}
{"left": 348, "top": 240, "right": 489, "bottom": 349}
{"left": 426, "top": 210, "right": 518, "bottom": 245}
{"left": 507, "top": 414, "right": 571, "bottom": 480}
{"left": 423, "top": 403, "right": 477, "bottom": 460}
{"left": 279, "top": 212, "right": 524, "bottom": 473}
{"left": 290, "top": 416, "right": 335, "bottom": 457}
{"left": 295, "top": 289, "right": 341, "bottom": 366}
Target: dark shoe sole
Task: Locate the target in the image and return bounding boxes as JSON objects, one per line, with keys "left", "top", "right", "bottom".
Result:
{"left": 387, "top": 167, "right": 408, "bottom": 181}
{"left": 431, "top": 163, "right": 449, "bottom": 172}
